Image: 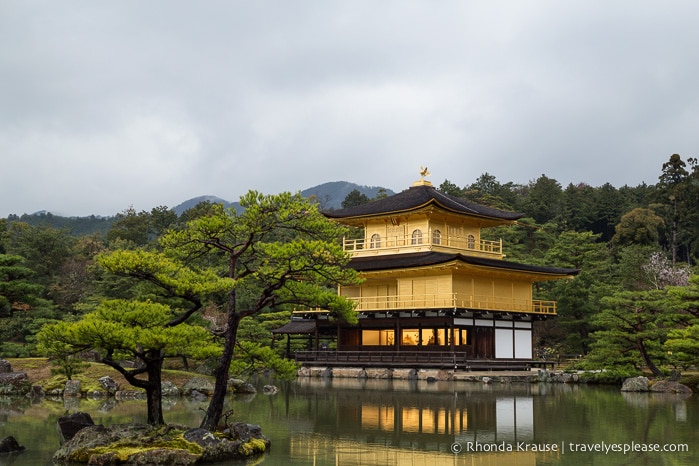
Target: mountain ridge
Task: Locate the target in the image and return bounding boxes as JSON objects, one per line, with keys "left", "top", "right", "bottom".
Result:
{"left": 10, "top": 182, "right": 394, "bottom": 231}
{"left": 171, "top": 181, "right": 394, "bottom": 215}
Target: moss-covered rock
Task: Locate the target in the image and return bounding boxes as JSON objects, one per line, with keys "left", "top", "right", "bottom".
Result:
{"left": 0, "top": 372, "right": 31, "bottom": 395}
{"left": 52, "top": 422, "right": 269, "bottom": 465}
{"left": 649, "top": 379, "right": 693, "bottom": 394}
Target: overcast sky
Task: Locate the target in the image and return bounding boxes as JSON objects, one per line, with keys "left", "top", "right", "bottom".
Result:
{"left": 2, "top": 1, "right": 698, "bottom": 217}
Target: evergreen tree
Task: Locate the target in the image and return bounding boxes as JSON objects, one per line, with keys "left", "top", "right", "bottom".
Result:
{"left": 588, "top": 290, "right": 671, "bottom": 376}
{"left": 37, "top": 299, "right": 220, "bottom": 426}
{"left": 341, "top": 189, "right": 370, "bottom": 208}
{"left": 4, "top": 222, "right": 75, "bottom": 288}
{"left": 561, "top": 183, "right": 596, "bottom": 232}
{"left": 438, "top": 179, "right": 464, "bottom": 197}
{"left": 585, "top": 263, "right": 694, "bottom": 375}
{"left": 655, "top": 154, "right": 698, "bottom": 264}
{"left": 518, "top": 175, "right": 564, "bottom": 225}
{"left": 611, "top": 208, "right": 665, "bottom": 249}
{"left": 541, "top": 231, "right": 612, "bottom": 354}
{"left": 156, "top": 191, "right": 360, "bottom": 430}
{"left": 591, "top": 183, "right": 625, "bottom": 242}
{"left": 105, "top": 207, "right": 151, "bottom": 247}
{"left": 0, "top": 254, "right": 44, "bottom": 316}
{"left": 0, "top": 253, "right": 58, "bottom": 356}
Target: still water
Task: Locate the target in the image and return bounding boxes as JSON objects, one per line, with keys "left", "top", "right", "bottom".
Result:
{"left": 0, "top": 377, "right": 697, "bottom": 465}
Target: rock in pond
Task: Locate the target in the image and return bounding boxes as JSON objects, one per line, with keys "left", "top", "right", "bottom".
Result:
{"left": 0, "top": 359, "right": 12, "bottom": 373}
{"left": 262, "top": 384, "right": 279, "bottom": 395}
{"left": 98, "top": 376, "right": 119, "bottom": 395}
{"left": 620, "top": 376, "right": 650, "bottom": 392}
{"left": 0, "top": 372, "right": 30, "bottom": 396}
{"left": 64, "top": 379, "right": 82, "bottom": 397}
{"left": 53, "top": 422, "right": 270, "bottom": 465}
{"left": 650, "top": 380, "right": 693, "bottom": 394}
{"left": 228, "top": 378, "right": 257, "bottom": 394}
{"left": 161, "top": 380, "right": 181, "bottom": 397}
{"left": 0, "top": 436, "right": 25, "bottom": 454}
{"left": 182, "top": 377, "right": 215, "bottom": 397}
{"left": 56, "top": 412, "right": 95, "bottom": 444}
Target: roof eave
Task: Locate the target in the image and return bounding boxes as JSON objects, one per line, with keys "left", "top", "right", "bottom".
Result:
{"left": 324, "top": 199, "right": 523, "bottom": 223}
{"left": 348, "top": 252, "right": 580, "bottom": 278}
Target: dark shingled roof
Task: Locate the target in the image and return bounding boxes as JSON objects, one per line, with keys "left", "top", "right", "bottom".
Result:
{"left": 324, "top": 184, "right": 524, "bottom": 221}
{"left": 271, "top": 320, "right": 317, "bottom": 334}
{"left": 348, "top": 252, "right": 580, "bottom": 277}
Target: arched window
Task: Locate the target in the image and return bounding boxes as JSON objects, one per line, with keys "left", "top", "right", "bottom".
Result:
{"left": 432, "top": 229, "right": 442, "bottom": 245}
{"left": 411, "top": 229, "right": 423, "bottom": 245}
{"left": 467, "top": 234, "right": 476, "bottom": 249}
{"left": 370, "top": 233, "right": 381, "bottom": 248}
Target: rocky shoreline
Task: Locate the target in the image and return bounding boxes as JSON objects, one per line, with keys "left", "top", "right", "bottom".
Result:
{"left": 298, "top": 365, "right": 585, "bottom": 383}
{"left": 0, "top": 357, "right": 260, "bottom": 399}
{"left": 0, "top": 358, "right": 272, "bottom": 464}
{"left": 0, "top": 359, "right": 694, "bottom": 463}
{"left": 297, "top": 366, "right": 696, "bottom": 391}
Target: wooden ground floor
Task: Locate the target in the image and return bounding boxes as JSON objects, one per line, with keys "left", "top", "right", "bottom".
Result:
{"left": 273, "top": 310, "right": 550, "bottom": 370}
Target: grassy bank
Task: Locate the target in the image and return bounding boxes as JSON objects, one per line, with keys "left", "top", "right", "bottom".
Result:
{"left": 6, "top": 358, "right": 212, "bottom": 393}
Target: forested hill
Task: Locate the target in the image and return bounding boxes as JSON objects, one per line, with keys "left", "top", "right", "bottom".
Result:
{"left": 3, "top": 211, "right": 116, "bottom": 236}
{"left": 299, "top": 181, "right": 394, "bottom": 211}
{"left": 171, "top": 182, "right": 394, "bottom": 215}
{"left": 3, "top": 182, "right": 392, "bottom": 234}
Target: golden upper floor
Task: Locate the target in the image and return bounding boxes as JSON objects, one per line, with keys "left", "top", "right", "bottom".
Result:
{"left": 325, "top": 179, "right": 523, "bottom": 260}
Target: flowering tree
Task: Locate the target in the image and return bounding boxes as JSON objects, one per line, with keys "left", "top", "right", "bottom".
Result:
{"left": 642, "top": 252, "right": 690, "bottom": 290}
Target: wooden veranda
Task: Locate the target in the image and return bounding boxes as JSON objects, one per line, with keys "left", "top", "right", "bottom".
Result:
{"left": 293, "top": 350, "right": 555, "bottom": 371}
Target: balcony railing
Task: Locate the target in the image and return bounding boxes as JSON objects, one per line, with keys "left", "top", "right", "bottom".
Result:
{"left": 343, "top": 293, "right": 556, "bottom": 315}
{"left": 343, "top": 233, "right": 502, "bottom": 257}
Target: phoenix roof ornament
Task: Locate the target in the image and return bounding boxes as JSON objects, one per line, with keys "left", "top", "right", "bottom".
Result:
{"left": 413, "top": 166, "right": 433, "bottom": 186}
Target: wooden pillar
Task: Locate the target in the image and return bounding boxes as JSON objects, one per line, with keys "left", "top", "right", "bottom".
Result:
{"left": 395, "top": 321, "right": 400, "bottom": 353}
{"left": 418, "top": 323, "right": 423, "bottom": 351}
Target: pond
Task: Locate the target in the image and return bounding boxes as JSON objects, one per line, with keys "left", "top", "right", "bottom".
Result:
{"left": 0, "top": 377, "right": 697, "bottom": 465}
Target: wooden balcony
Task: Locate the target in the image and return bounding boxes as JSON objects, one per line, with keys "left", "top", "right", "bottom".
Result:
{"left": 343, "top": 233, "right": 503, "bottom": 258}
{"left": 344, "top": 293, "right": 557, "bottom": 315}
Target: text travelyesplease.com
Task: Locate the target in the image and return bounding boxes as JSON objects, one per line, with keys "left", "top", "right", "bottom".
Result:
{"left": 450, "top": 441, "right": 689, "bottom": 455}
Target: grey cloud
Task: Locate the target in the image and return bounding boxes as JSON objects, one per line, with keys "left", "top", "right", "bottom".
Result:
{"left": 2, "top": 1, "right": 699, "bottom": 216}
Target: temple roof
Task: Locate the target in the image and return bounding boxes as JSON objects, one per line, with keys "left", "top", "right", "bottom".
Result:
{"left": 324, "top": 184, "right": 524, "bottom": 221}
{"left": 271, "top": 320, "right": 317, "bottom": 334}
{"left": 347, "top": 251, "right": 580, "bottom": 278}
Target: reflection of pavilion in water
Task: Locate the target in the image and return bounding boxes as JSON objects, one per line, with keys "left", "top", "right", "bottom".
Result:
{"left": 284, "top": 378, "right": 554, "bottom": 464}
{"left": 290, "top": 436, "right": 537, "bottom": 466}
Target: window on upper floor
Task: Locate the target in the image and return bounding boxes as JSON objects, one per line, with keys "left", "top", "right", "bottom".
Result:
{"left": 467, "top": 234, "right": 476, "bottom": 249}
{"left": 432, "top": 229, "right": 442, "bottom": 245}
{"left": 370, "top": 233, "right": 381, "bottom": 248}
{"left": 411, "top": 229, "right": 423, "bottom": 245}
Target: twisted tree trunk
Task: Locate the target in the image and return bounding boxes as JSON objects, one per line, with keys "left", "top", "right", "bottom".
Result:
{"left": 200, "top": 311, "right": 241, "bottom": 431}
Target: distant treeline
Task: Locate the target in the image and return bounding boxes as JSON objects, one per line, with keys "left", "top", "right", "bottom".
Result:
{"left": 5, "top": 212, "right": 115, "bottom": 237}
